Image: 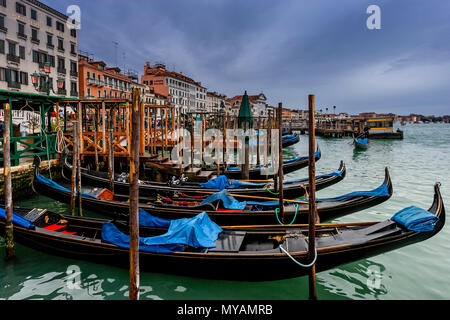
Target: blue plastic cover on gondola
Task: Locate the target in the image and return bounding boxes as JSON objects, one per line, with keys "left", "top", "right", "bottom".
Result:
{"left": 391, "top": 206, "right": 439, "bottom": 232}
{"left": 138, "top": 209, "right": 171, "bottom": 228}
{"left": 317, "top": 183, "right": 389, "bottom": 202}
{"left": 35, "top": 174, "right": 99, "bottom": 199}
{"left": 356, "top": 138, "right": 368, "bottom": 144}
{"left": 200, "top": 175, "right": 264, "bottom": 190}
{"left": 0, "top": 208, "right": 34, "bottom": 229}
{"left": 200, "top": 189, "right": 283, "bottom": 209}
{"left": 101, "top": 212, "right": 222, "bottom": 253}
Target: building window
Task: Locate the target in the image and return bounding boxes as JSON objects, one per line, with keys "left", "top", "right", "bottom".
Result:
{"left": 19, "top": 71, "right": 28, "bottom": 84}
{"left": 56, "top": 21, "right": 64, "bottom": 32}
{"left": 17, "top": 21, "right": 25, "bottom": 37}
{"left": 57, "top": 57, "right": 65, "bottom": 69}
{"left": 70, "top": 61, "right": 77, "bottom": 72}
{"left": 31, "top": 8, "right": 37, "bottom": 20}
{"left": 71, "top": 81, "right": 77, "bottom": 93}
{"left": 47, "top": 33, "right": 53, "bottom": 46}
{"left": 92, "top": 72, "right": 95, "bottom": 80}
{"left": 8, "top": 41, "right": 16, "bottom": 55}
{"left": 0, "top": 14, "right": 5, "bottom": 29}
{"left": 98, "top": 90, "right": 101, "bottom": 98}
{"left": 31, "top": 27, "right": 38, "bottom": 40}
{"left": 16, "top": 2, "right": 26, "bottom": 16}
{"left": 0, "top": 39, "right": 4, "bottom": 54}
{"left": 70, "top": 28, "right": 76, "bottom": 37}
{"left": 87, "top": 88, "right": 91, "bottom": 97}
{"left": 1, "top": 0, "right": 6, "bottom": 8}
{"left": 70, "top": 42, "right": 76, "bottom": 54}
{"left": 18, "top": 45, "right": 24, "bottom": 59}
{"left": 57, "top": 38, "right": 64, "bottom": 50}
{"left": 46, "top": 16, "right": 52, "bottom": 27}
{"left": 87, "top": 71, "right": 90, "bottom": 79}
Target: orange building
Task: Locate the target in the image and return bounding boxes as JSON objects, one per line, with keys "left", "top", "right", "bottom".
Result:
{"left": 78, "top": 53, "right": 134, "bottom": 100}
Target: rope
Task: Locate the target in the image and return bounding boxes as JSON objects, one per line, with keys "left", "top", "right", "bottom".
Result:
{"left": 275, "top": 203, "right": 299, "bottom": 225}
{"left": 264, "top": 184, "right": 279, "bottom": 195}
{"left": 279, "top": 245, "right": 317, "bottom": 268}
{"left": 55, "top": 124, "right": 65, "bottom": 153}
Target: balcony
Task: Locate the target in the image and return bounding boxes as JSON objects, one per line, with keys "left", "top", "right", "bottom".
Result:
{"left": 7, "top": 54, "right": 20, "bottom": 64}
{"left": 86, "top": 78, "right": 104, "bottom": 87}
{"left": 7, "top": 81, "right": 21, "bottom": 89}
{"left": 31, "top": 37, "right": 40, "bottom": 44}
{"left": 47, "top": 43, "right": 54, "bottom": 49}
{"left": 70, "top": 90, "right": 79, "bottom": 97}
{"left": 57, "top": 88, "right": 67, "bottom": 96}
{"left": 0, "top": 26, "right": 7, "bottom": 33}
{"left": 57, "top": 47, "right": 65, "bottom": 53}
{"left": 57, "top": 67, "right": 67, "bottom": 74}
{"left": 70, "top": 70, "right": 78, "bottom": 77}
{"left": 17, "top": 32, "right": 27, "bottom": 40}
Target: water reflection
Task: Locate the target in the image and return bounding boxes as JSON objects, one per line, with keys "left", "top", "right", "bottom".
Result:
{"left": 320, "top": 259, "right": 389, "bottom": 300}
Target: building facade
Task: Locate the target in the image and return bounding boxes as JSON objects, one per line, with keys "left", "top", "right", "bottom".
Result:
{"left": 141, "top": 61, "right": 207, "bottom": 114}
{"left": 0, "top": 0, "right": 78, "bottom": 97}
{"left": 226, "top": 92, "right": 268, "bottom": 117}
{"left": 78, "top": 53, "right": 133, "bottom": 99}
{"left": 206, "top": 91, "right": 226, "bottom": 113}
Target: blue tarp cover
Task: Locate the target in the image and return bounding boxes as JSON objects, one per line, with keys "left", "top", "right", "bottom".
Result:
{"left": 200, "top": 190, "right": 283, "bottom": 209}
{"left": 35, "top": 174, "right": 99, "bottom": 199}
{"left": 138, "top": 209, "right": 171, "bottom": 228}
{"left": 102, "top": 212, "right": 222, "bottom": 253}
{"left": 391, "top": 206, "right": 439, "bottom": 232}
{"left": 0, "top": 208, "right": 35, "bottom": 229}
{"left": 356, "top": 138, "right": 369, "bottom": 144}
{"left": 201, "top": 169, "right": 341, "bottom": 190}
{"left": 317, "top": 183, "right": 389, "bottom": 202}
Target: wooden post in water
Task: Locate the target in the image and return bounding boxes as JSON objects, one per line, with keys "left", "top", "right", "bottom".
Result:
{"left": 70, "top": 117, "right": 78, "bottom": 216}
{"left": 3, "top": 102, "right": 15, "bottom": 260}
{"left": 94, "top": 105, "right": 99, "bottom": 171}
{"left": 277, "top": 103, "right": 284, "bottom": 223}
{"left": 129, "top": 88, "right": 141, "bottom": 300}
{"left": 108, "top": 107, "right": 115, "bottom": 193}
{"left": 307, "top": 94, "right": 317, "bottom": 300}
{"left": 76, "top": 102, "right": 83, "bottom": 217}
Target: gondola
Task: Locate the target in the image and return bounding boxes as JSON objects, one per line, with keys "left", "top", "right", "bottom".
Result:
{"left": 0, "top": 183, "right": 444, "bottom": 281}
{"left": 222, "top": 146, "right": 321, "bottom": 179}
{"left": 33, "top": 166, "right": 393, "bottom": 226}
{"left": 62, "top": 155, "right": 346, "bottom": 200}
{"left": 143, "top": 146, "right": 321, "bottom": 180}
{"left": 354, "top": 137, "right": 369, "bottom": 150}
{"left": 281, "top": 134, "right": 300, "bottom": 148}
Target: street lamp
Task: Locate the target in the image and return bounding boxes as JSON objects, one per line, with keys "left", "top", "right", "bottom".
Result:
{"left": 30, "top": 62, "right": 65, "bottom": 96}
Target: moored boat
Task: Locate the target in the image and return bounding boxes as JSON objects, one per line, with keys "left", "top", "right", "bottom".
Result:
{"left": 0, "top": 183, "right": 444, "bottom": 281}
{"left": 62, "top": 156, "right": 345, "bottom": 200}
{"left": 32, "top": 166, "right": 393, "bottom": 225}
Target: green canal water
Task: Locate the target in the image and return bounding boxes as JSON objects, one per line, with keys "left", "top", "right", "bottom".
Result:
{"left": 1, "top": 123, "right": 449, "bottom": 300}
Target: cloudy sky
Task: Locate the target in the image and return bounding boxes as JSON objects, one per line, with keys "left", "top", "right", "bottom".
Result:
{"left": 45, "top": 0, "right": 450, "bottom": 115}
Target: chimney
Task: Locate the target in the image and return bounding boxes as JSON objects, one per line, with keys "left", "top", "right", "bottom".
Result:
{"left": 146, "top": 61, "right": 151, "bottom": 67}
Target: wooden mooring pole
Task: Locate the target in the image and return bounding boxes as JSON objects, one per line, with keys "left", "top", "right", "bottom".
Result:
{"left": 277, "top": 103, "right": 284, "bottom": 223}
{"left": 3, "top": 102, "right": 15, "bottom": 260}
{"left": 108, "top": 108, "right": 115, "bottom": 193}
{"left": 129, "top": 88, "right": 141, "bottom": 300}
{"left": 76, "top": 102, "right": 83, "bottom": 217}
{"left": 70, "top": 118, "right": 78, "bottom": 216}
{"left": 308, "top": 94, "right": 317, "bottom": 300}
